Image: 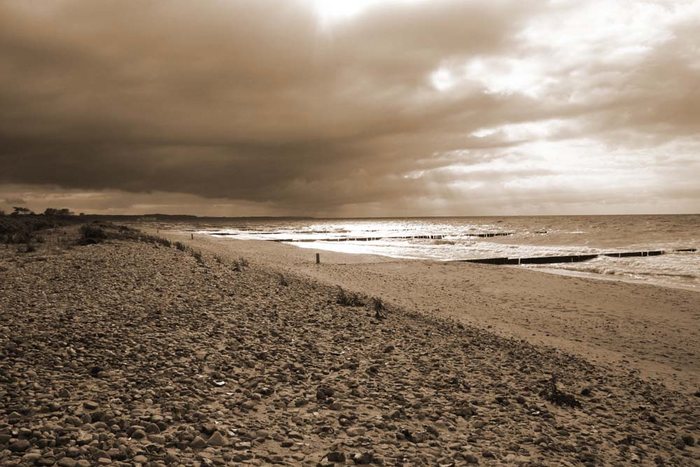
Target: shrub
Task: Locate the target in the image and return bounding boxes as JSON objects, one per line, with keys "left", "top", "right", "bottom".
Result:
{"left": 192, "top": 250, "right": 205, "bottom": 265}
{"left": 233, "top": 257, "right": 249, "bottom": 272}
{"left": 279, "top": 273, "right": 289, "bottom": 287}
{"left": 175, "top": 241, "right": 188, "bottom": 252}
{"left": 1, "top": 216, "right": 72, "bottom": 244}
{"left": 336, "top": 287, "right": 365, "bottom": 307}
{"left": 540, "top": 375, "right": 581, "bottom": 408}
{"left": 79, "top": 224, "right": 108, "bottom": 244}
{"left": 141, "top": 235, "right": 171, "bottom": 248}
{"left": 371, "top": 297, "right": 386, "bottom": 319}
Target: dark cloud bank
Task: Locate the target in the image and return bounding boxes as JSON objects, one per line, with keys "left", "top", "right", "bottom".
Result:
{"left": 1, "top": 0, "right": 698, "bottom": 216}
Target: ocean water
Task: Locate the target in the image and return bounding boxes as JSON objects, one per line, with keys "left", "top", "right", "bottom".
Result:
{"left": 182, "top": 215, "right": 699, "bottom": 291}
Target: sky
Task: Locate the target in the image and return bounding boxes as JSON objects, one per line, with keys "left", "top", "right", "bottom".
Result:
{"left": 0, "top": 0, "right": 698, "bottom": 217}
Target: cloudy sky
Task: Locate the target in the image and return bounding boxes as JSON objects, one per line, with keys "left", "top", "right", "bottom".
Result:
{"left": 1, "top": 0, "right": 698, "bottom": 216}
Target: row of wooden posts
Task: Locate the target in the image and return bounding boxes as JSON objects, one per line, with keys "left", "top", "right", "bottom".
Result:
{"left": 184, "top": 232, "right": 695, "bottom": 267}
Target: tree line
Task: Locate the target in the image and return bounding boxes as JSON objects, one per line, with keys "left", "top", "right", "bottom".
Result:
{"left": 0, "top": 207, "right": 79, "bottom": 217}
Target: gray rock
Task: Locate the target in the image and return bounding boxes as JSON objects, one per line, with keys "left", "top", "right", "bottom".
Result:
{"left": 83, "top": 401, "right": 99, "bottom": 410}
{"left": 353, "top": 451, "right": 374, "bottom": 465}
{"left": 9, "top": 439, "right": 31, "bottom": 452}
{"left": 57, "top": 457, "right": 77, "bottom": 467}
{"left": 327, "top": 451, "right": 346, "bottom": 463}
{"left": 190, "top": 435, "right": 208, "bottom": 450}
{"left": 207, "top": 431, "right": 227, "bottom": 446}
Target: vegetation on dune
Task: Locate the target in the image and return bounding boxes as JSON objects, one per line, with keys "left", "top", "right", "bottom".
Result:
{"left": 0, "top": 212, "right": 74, "bottom": 245}
{"left": 78, "top": 224, "right": 108, "bottom": 244}
{"left": 232, "top": 257, "right": 249, "bottom": 272}
{"left": 336, "top": 286, "right": 365, "bottom": 307}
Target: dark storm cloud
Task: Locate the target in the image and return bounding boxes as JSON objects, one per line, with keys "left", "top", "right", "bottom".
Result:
{"left": 0, "top": 0, "right": 698, "bottom": 215}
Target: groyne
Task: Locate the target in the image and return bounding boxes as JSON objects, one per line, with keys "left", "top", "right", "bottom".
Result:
{"left": 458, "top": 248, "right": 696, "bottom": 266}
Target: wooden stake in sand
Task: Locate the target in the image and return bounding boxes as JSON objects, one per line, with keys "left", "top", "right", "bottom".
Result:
{"left": 191, "top": 233, "right": 194, "bottom": 240}
{"left": 316, "top": 253, "right": 320, "bottom": 264}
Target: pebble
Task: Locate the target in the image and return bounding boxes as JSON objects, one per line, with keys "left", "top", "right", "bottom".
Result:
{"left": 190, "top": 436, "right": 208, "bottom": 450}
{"left": 9, "top": 439, "right": 31, "bottom": 452}
{"left": 464, "top": 453, "right": 479, "bottom": 464}
{"left": 327, "top": 451, "right": 346, "bottom": 462}
{"left": 208, "top": 431, "right": 227, "bottom": 446}
{"left": 83, "top": 401, "right": 99, "bottom": 410}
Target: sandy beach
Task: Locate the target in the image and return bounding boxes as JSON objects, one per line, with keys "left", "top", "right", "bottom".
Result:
{"left": 1, "top": 224, "right": 698, "bottom": 466}
{"left": 158, "top": 230, "right": 700, "bottom": 394}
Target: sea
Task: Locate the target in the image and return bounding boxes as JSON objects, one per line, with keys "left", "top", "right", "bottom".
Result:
{"left": 174, "top": 215, "right": 699, "bottom": 291}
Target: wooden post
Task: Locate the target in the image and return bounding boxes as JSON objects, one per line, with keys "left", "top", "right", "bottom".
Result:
{"left": 191, "top": 233, "right": 194, "bottom": 240}
{"left": 316, "top": 253, "right": 320, "bottom": 264}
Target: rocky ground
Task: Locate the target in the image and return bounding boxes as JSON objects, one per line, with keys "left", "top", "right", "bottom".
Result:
{"left": 0, "top": 225, "right": 698, "bottom": 466}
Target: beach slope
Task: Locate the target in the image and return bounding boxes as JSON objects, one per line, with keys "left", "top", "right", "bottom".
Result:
{"left": 0, "top": 227, "right": 698, "bottom": 465}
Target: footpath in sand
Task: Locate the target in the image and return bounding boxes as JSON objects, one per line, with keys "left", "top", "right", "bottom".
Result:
{"left": 0, "top": 226, "right": 698, "bottom": 466}
{"left": 158, "top": 231, "right": 700, "bottom": 394}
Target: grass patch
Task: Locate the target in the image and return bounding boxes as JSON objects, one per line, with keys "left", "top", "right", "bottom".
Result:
{"left": 233, "top": 257, "right": 249, "bottom": 272}
{"left": 78, "top": 224, "right": 108, "bottom": 245}
{"left": 0, "top": 215, "right": 73, "bottom": 245}
{"left": 336, "top": 287, "right": 365, "bottom": 307}
{"left": 540, "top": 375, "right": 581, "bottom": 408}
{"left": 191, "top": 249, "right": 205, "bottom": 265}
{"left": 371, "top": 297, "right": 386, "bottom": 319}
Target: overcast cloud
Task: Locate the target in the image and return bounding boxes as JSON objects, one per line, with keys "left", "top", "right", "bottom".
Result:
{"left": 0, "top": 0, "right": 698, "bottom": 216}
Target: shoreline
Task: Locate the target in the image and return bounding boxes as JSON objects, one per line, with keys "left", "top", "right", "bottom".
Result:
{"left": 291, "top": 242, "right": 700, "bottom": 293}
{"left": 155, "top": 229, "right": 700, "bottom": 393}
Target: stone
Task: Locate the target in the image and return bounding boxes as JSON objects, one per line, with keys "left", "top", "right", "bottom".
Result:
{"left": 83, "top": 401, "right": 99, "bottom": 410}
{"left": 353, "top": 451, "right": 374, "bottom": 465}
{"left": 9, "top": 439, "right": 31, "bottom": 452}
{"left": 57, "top": 458, "right": 77, "bottom": 467}
{"left": 190, "top": 436, "right": 208, "bottom": 450}
{"left": 317, "top": 385, "right": 334, "bottom": 401}
{"left": 347, "top": 427, "right": 366, "bottom": 437}
{"left": 207, "top": 431, "right": 227, "bottom": 446}
{"left": 327, "top": 451, "right": 346, "bottom": 463}
{"left": 65, "top": 416, "right": 83, "bottom": 426}
{"left": 22, "top": 452, "right": 42, "bottom": 462}
{"left": 133, "top": 455, "right": 148, "bottom": 463}
{"left": 464, "top": 453, "right": 479, "bottom": 464}
{"left": 130, "top": 429, "right": 147, "bottom": 440}
{"left": 144, "top": 422, "right": 160, "bottom": 434}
